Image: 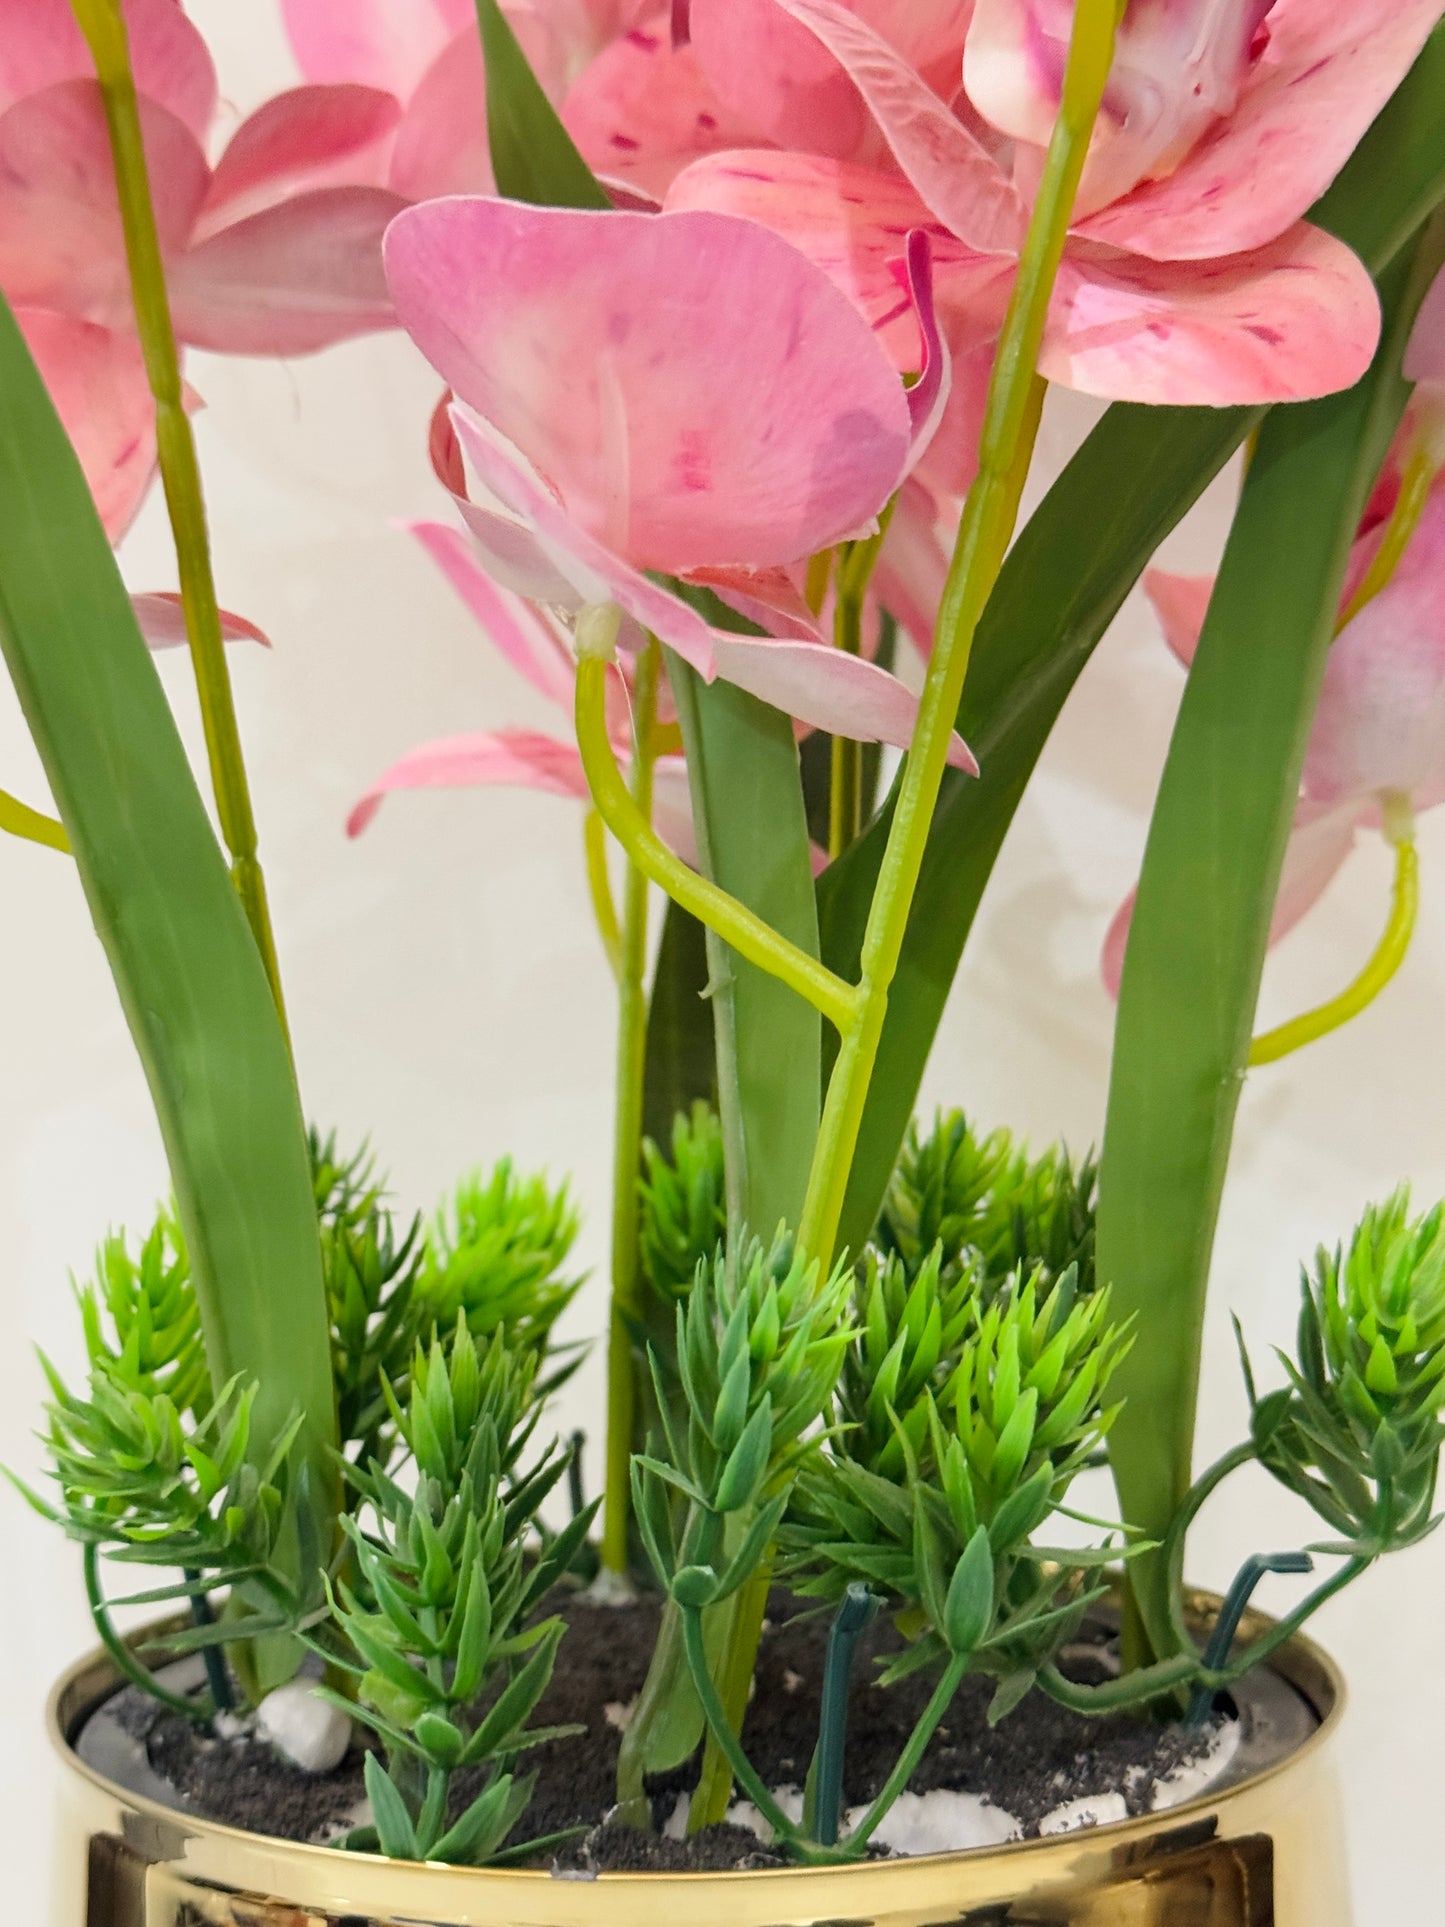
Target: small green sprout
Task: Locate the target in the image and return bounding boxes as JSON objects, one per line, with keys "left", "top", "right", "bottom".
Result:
{"left": 419, "top": 1161, "right": 582, "bottom": 1366}
{"left": 638, "top": 1102, "right": 727, "bottom": 1303}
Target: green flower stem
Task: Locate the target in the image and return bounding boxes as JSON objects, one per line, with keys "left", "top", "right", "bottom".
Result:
{"left": 85, "top": 1543, "right": 206, "bottom": 1724}
{"left": 601, "top": 640, "right": 661, "bottom": 1578}
{"left": 1036, "top": 1650, "right": 1200, "bottom": 1715}
{"left": 69, "top": 0, "right": 289, "bottom": 1042}
{"left": 575, "top": 648, "right": 858, "bottom": 1034}
{"left": 680, "top": 1600, "right": 800, "bottom": 1844}
{"left": 1250, "top": 818, "right": 1418, "bottom": 1065}
{"left": 583, "top": 808, "right": 624, "bottom": 984}
{"left": 829, "top": 508, "right": 895, "bottom": 860}
{"left": 0, "top": 787, "right": 70, "bottom": 854}
{"left": 688, "top": 1562, "right": 772, "bottom": 1830}
{"left": 796, "top": 0, "right": 1121, "bottom": 1268}
{"left": 843, "top": 1650, "right": 969, "bottom": 1852}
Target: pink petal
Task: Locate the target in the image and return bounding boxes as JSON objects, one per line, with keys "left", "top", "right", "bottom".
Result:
{"left": 562, "top": 19, "right": 758, "bottom": 199}
{"left": 684, "top": 565, "right": 825, "bottom": 641}
{"left": 0, "top": 83, "right": 208, "bottom": 326}
{"left": 1405, "top": 266, "right": 1445, "bottom": 388}
{"left": 385, "top": 199, "right": 911, "bottom": 574}
{"left": 701, "top": 0, "right": 1025, "bottom": 255}
{"left": 873, "top": 477, "right": 951, "bottom": 655}
{"left": 0, "top": 0, "right": 217, "bottom": 139}
{"left": 348, "top": 728, "right": 590, "bottom": 837}
{"left": 14, "top": 308, "right": 156, "bottom": 540}
{"left": 388, "top": 30, "right": 496, "bottom": 201}
{"left": 198, "top": 85, "right": 401, "bottom": 235}
{"left": 168, "top": 187, "right": 404, "bottom": 355}
{"left": 1075, "top": 0, "right": 1445, "bottom": 262}
{"left": 129, "top": 593, "right": 271, "bottom": 651}
{"left": 409, "top": 520, "right": 577, "bottom": 710}
{"left": 966, "top": 0, "right": 1272, "bottom": 217}
{"left": 1041, "top": 225, "right": 1379, "bottom": 407}
{"left": 1143, "top": 570, "right": 1213, "bottom": 670}
{"left": 282, "top": 0, "right": 475, "bottom": 99}
{"left": 688, "top": 0, "right": 876, "bottom": 160}
{"left": 710, "top": 631, "right": 978, "bottom": 769}
{"left": 650, "top": 754, "right": 700, "bottom": 865}
{"left": 1303, "top": 484, "right": 1445, "bottom": 812}
{"left": 1101, "top": 796, "right": 1366, "bottom": 996}
{"left": 902, "top": 228, "right": 949, "bottom": 462}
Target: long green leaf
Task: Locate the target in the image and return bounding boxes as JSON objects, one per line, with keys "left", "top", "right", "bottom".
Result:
{"left": 1100, "top": 226, "right": 1445, "bottom": 1656}
{"left": 668, "top": 657, "right": 821, "bottom": 1241}
{"left": 642, "top": 902, "right": 716, "bottom": 1148}
{"left": 474, "top": 0, "right": 609, "bottom": 211}
{"left": 0, "top": 296, "right": 337, "bottom": 1612}
{"left": 817, "top": 19, "right": 1445, "bottom": 1260}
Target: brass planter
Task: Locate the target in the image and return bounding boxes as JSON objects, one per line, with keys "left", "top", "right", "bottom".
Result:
{"left": 49, "top": 1602, "right": 1350, "bottom": 1927}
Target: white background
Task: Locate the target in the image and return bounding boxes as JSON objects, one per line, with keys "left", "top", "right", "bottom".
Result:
{"left": 2, "top": 7, "right": 1442, "bottom": 1916}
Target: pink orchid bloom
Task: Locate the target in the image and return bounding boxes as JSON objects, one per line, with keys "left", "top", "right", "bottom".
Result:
{"left": 667, "top": 0, "right": 1439, "bottom": 421}
{"left": 1102, "top": 443, "right": 1445, "bottom": 996}
{"left": 347, "top": 522, "right": 698, "bottom": 856}
{"left": 381, "top": 196, "right": 974, "bottom": 765}
{"left": 2, "top": 0, "right": 403, "bottom": 535}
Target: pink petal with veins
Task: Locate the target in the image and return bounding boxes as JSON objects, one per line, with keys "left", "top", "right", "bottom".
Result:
{"left": 563, "top": 20, "right": 759, "bottom": 199}
{"left": 1075, "top": 0, "right": 1445, "bottom": 262}
{"left": 347, "top": 728, "right": 590, "bottom": 837}
{"left": 689, "top": 0, "right": 875, "bottom": 159}
{"left": 129, "top": 593, "right": 271, "bottom": 651}
{"left": 722, "top": 0, "right": 1025, "bottom": 254}
{"left": 1042, "top": 225, "right": 1379, "bottom": 406}
{"left": 282, "top": 0, "right": 474, "bottom": 98}
{"left": 388, "top": 30, "right": 498, "bottom": 200}
{"left": 410, "top": 520, "right": 577, "bottom": 710}
{"left": 168, "top": 187, "right": 404, "bottom": 355}
{"left": 199, "top": 86, "right": 401, "bottom": 235}
{"left": 0, "top": 0, "right": 217, "bottom": 138}
{"left": 385, "top": 198, "right": 911, "bottom": 573}
{"left": 0, "top": 84, "right": 208, "bottom": 325}
{"left": 15, "top": 308, "right": 157, "bottom": 540}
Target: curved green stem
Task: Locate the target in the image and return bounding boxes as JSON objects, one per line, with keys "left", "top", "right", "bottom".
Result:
{"left": 601, "top": 642, "right": 660, "bottom": 1577}
{"left": 0, "top": 787, "right": 70, "bottom": 854}
{"left": 1161, "top": 1441, "right": 1259, "bottom": 1660}
{"left": 584, "top": 808, "right": 624, "bottom": 984}
{"left": 689, "top": 1561, "right": 772, "bottom": 1830}
{"left": 796, "top": 0, "right": 1118, "bottom": 1269}
{"left": 680, "top": 1601, "right": 799, "bottom": 1843}
{"left": 575, "top": 650, "right": 858, "bottom": 1034}
{"left": 844, "top": 1651, "right": 969, "bottom": 1852}
{"left": 69, "top": 0, "right": 289, "bottom": 1044}
{"left": 85, "top": 1543, "right": 209, "bottom": 1723}
{"left": 1250, "top": 819, "right": 1418, "bottom": 1065}
{"left": 1339, "top": 445, "right": 1436, "bottom": 626}
{"left": 1037, "top": 1650, "right": 1200, "bottom": 1715}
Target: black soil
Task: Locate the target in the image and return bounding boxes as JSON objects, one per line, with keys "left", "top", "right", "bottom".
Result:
{"left": 93, "top": 1590, "right": 1222, "bottom": 1872}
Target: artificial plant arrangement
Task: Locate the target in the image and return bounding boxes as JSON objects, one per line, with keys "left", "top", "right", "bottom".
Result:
{"left": 5, "top": 0, "right": 1445, "bottom": 1886}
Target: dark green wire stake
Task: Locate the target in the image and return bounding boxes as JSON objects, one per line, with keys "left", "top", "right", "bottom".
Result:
{"left": 185, "top": 1569, "right": 234, "bottom": 1714}
{"left": 1186, "top": 1551, "right": 1313, "bottom": 1726}
{"left": 812, "top": 1584, "right": 880, "bottom": 1847}
{"left": 567, "top": 1431, "right": 586, "bottom": 1520}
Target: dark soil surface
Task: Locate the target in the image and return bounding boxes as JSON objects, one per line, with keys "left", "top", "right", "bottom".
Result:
{"left": 88, "top": 1589, "right": 1233, "bottom": 1873}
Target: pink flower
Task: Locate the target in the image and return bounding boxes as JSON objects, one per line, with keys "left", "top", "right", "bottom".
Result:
{"left": 665, "top": 0, "right": 1437, "bottom": 428}
{"left": 2, "top": 0, "right": 403, "bottom": 535}
{"left": 380, "top": 195, "right": 975, "bottom": 759}
{"left": 1102, "top": 428, "right": 1445, "bottom": 995}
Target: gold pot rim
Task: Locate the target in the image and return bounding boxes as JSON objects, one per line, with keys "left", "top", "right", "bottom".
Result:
{"left": 47, "top": 1590, "right": 1345, "bottom": 1894}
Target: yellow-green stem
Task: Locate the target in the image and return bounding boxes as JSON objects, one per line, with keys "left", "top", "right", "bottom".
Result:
{"left": 584, "top": 807, "right": 624, "bottom": 984}
{"left": 71, "top": 0, "right": 289, "bottom": 1042}
{"left": 795, "top": 17, "right": 1110, "bottom": 1271}
{"left": 1250, "top": 811, "right": 1418, "bottom": 1066}
{"left": 600, "top": 641, "right": 660, "bottom": 1577}
{"left": 575, "top": 648, "right": 858, "bottom": 1035}
{"left": 827, "top": 513, "right": 893, "bottom": 861}
{"left": 0, "top": 788, "right": 70, "bottom": 855}
{"left": 1339, "top": 446, "right": 1435, "bottom": 627}
{"left": 688, "top": 1562, "right": 772, "bottom": 1830}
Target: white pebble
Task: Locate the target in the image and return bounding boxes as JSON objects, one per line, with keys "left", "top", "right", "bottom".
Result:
{"left": 1038, "top": 1791, "right": 1130, "bottom": 1835}
{"left": 1150, "top": 1717, "right": 1242, "bottom": 1812}
{"left": 845, "top": 1789, "right": 1022, "bottom": 1855}
{"left": 256, "top": 1682, "right": 353, "bottom": 1775}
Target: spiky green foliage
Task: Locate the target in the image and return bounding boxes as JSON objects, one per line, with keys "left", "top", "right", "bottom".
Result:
{"left": 77, "top": 1213, "right": 209, "bottom": 1419}
{"left": 1244, "top": 1189, "right": 1445, "bottom": 1556}
{"left": 784, "top": 1263, "right": 1132, "bottom": 1706}
{"left": 419, "top": 1161, "right": 582, "bottom": 1364}
{"left": 323, "top": 1321, "right": 596, "bottom": 1864}
{"left": 311, "top": 1132, "right": 426, "bottom": 1464}
{"left": 838, "top": 1245, "right": 983, "bottom": 1479}
{"left": 878, "top": 1112, "right": 1097, "bottom": 1296}
{"left": 632, "top": 1234, "right": 855, "bottom": 1608}
{"left": 638, "top": 1103, "right": 727, "bottom": 1302}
